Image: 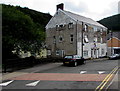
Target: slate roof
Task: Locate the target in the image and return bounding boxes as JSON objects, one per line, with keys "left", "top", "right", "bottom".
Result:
{"left": 63, "top": 10, "right": 107, "bottom": 29}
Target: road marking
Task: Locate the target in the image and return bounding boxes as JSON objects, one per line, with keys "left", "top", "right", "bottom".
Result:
{"left": 95, "top": 66, "right": 118, "bottom": 91}
{"left": 0, "top": 80, "right": 14, "bottom": 86}
{"left": 26, "top": 80, "right": 40, "bottom": 86}
{"left": 80, "top": 71, "right": 87, "bottom": 74}
{"left": 98, "top": 71, "right": 105, "bottom": 74}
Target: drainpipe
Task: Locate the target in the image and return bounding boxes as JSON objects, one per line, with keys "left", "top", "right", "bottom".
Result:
{"left": 76, "top": 20, "right": 78, "bottom": 55}
{"left": 81, "top": 22, "right": 84, "bottom": 59}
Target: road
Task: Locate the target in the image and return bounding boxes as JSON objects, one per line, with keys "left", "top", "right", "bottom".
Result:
{"left": 1, "top": 59, "right": 119, "bottom": 91}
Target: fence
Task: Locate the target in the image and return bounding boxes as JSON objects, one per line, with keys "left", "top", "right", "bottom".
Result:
{"left": 2, "top": 56, "right": 63, "bottom": 73}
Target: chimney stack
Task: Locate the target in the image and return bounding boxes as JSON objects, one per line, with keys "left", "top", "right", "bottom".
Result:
{"left": 56, "top": 3, "right": 64, "bottom": 11}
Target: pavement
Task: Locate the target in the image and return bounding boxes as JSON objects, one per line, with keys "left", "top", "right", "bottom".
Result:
{"left": 0, "top": 58, "right": 110, "bottom": 81}
{"left": 1, "top": 63, "right": 62, "bottom": 81}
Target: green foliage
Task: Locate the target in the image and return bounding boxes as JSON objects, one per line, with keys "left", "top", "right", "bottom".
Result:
{"left": 2, "top": 4, "right": 52, "bottom": 59}
{"left": 98, "top": 14, "right": 120, "bottom": 31}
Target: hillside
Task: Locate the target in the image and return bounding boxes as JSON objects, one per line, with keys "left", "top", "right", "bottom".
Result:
{"left": 2, "top": 4, "right": 52, "bottom": 59}
{"left": 98, "top": 14, "right": 120, "bottom": 31}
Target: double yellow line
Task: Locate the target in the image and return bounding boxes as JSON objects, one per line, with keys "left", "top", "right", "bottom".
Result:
{"left": 95, "top": 66, "right": 119, "bottom": 91}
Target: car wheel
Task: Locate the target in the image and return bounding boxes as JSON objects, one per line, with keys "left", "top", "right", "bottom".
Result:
{"left": 74, "top": 62, "right": 77, "bottom": 67}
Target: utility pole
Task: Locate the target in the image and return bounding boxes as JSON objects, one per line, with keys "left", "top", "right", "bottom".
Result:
{"left": 110, "top": 30, "right": 113, "bottom": 56}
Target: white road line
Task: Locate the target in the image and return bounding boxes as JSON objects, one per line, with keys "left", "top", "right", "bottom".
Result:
{"left": 98, "top": 71, "right": 105, "bottom": 74}
{"left": 0, "top": 80, "right": 14, "bottom": 86}
{"left": 80, "top": 71, "right": 87, "bottom": 74}
{"left": 26, "top": 80, "right": 40, "bottom": 86}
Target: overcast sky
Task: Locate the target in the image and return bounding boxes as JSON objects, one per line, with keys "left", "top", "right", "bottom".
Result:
{"left": 1, "top": 0, "right": 120, "bottom": 21}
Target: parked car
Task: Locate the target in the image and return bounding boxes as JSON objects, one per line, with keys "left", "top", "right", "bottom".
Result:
{"left": 109, "top": 54, "right": 120, "bottom": 59}
{"left": 63, "top": 55, "right": 85, "bottom": 67}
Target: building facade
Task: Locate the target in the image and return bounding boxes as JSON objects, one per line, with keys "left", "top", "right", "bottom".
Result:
{"left": 45, "top": 4, "right": 107, "bottom": 59}
{"left": 107, "top": 32, "right": 120, "bottom": 56}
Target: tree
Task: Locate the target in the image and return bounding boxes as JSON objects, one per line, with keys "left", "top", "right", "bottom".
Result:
{"left": 2, "top": 4, "right": 45, "bottom": 59}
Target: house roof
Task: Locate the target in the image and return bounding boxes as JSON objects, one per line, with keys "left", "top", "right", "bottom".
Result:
{"left": 46, "top": 9, "right": 107, "bottom": 29}
{"left": 62, "top": 10, "right": 107, "bottom": 29}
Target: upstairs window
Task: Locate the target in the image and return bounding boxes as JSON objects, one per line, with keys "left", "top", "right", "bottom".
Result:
{"left": 84, "top": 35, "right": 89, "bottom": 43}
{"left": 93, "top": 37, "right": 97, "bottom": 43}
{"left": 84, "top": 24, "right": 88, "bottom": 32}
{"left": 56, "top": 25, "right": 59, "bottom": 31}
{"left": 97, "top": 36, "right": 101, "bottom": 43}
{"left": 59, "top": 24, "right": 64, "bottom": 30}
{"left": 70, "top": 34, "right": 73, "bottom": 43}
{"left": 68, "top": 23, "right": 73, "bottom": 29}
{"left": 59, "top": 36, "right": 63, "bottom": 42}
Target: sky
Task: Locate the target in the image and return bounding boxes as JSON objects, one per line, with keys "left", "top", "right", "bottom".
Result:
{"left": 1, "top": 0, "right": 120, "bottom": 21}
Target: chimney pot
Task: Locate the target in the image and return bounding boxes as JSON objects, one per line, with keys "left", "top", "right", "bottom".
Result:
{"left": 56, "top": 3, "right": 64, "bottom": 11}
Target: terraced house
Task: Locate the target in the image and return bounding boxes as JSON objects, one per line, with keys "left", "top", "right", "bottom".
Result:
{"left": 45, "top": 3, "right": 107, "bottom": 59}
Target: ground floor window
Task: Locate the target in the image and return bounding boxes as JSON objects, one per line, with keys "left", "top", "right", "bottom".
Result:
{"left": 101, "top": 49, "right": 104, "bottom": 55}
{"left": 56, "top": 50, "right": 60, "bottom": 55}
{"left": 83, "top": 50, "right": 88, "bottom": 57}
{"left": 47, "top": 50, "right": 51, "bottom": 55}
{"left": 114, "top": 49, "right": 120, "bottom": 54}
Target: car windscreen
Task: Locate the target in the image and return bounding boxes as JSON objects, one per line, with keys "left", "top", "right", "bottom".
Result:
{"left": 64, "top": 56, "right": 73, "bottom": 59}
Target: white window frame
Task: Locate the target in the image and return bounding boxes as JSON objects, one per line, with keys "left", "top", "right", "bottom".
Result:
{"left": 84, "top": 24, "right": 88, "bottom": 31}
{"left": 83, "top": 50, "right": 88, "bottom": 57}
{"left": 47, "top": 50, "right": 51, "bottom": 55}
{"left": 56, "top": 50, "right": 59, "bottom": 55}
{"left": 84, "top": 35, "right": 89, "bottom": 43}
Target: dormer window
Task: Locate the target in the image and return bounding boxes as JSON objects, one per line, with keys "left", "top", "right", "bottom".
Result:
{"left": 68, "top": 23, "right": 73, "bottom": 29}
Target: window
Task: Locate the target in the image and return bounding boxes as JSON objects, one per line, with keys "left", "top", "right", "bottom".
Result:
{"left": 59, "top": 24, "right": 64, "bottom": 30}
{"left": 84, "top": 24, "right": 88, "bottom": 31}
{"left": 56, "top": 25, "right": 59, "bottom": 31}
{"left": 84, "top": 35, "right": 89, "bottom": 43}
{"left": 101, "top": 49, "right": 104, "bottom": 55}
{"left": 70, "top": 34, "right": 73, "bottom": 43}
{"left": 84, "top": 51, "right": 88, "bottom": 57}
{"left": 56, "top": 50, "right": 59, "bottom": 55}
{"left": 68, "top": 23, "right": 73, "bottom": 29}
{"left": 59, "top": 36, "right": 63, "bottom": 42}
{"left": 53, "top": 36, "right": 56, "bottom": 44}
{"left": 94, "top": 37, "right": 97, "bottom": 43}
{"left": 97, "top": 36, "right": 101, "bottom": 43}
{"left": 47, "top": 50, "right": 51, "bottom": 55}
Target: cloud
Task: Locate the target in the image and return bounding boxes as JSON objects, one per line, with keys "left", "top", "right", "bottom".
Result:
{"left": 1, "top": 0, "right": 120, "bottom": 20}
{"left": 64, "top": 1, "right": 89, "bottom": 13}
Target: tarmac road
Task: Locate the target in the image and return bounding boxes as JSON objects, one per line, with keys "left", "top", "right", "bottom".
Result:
{"left": 1, "top": 58, "right": 119, "bottom": 91}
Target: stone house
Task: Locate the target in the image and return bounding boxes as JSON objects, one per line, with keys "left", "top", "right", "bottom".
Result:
{"left": 45, "top": 3, "right": 107, "bottom": 59}
{"left": 107, "top": 32, "right": 120, "bottom": 56}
